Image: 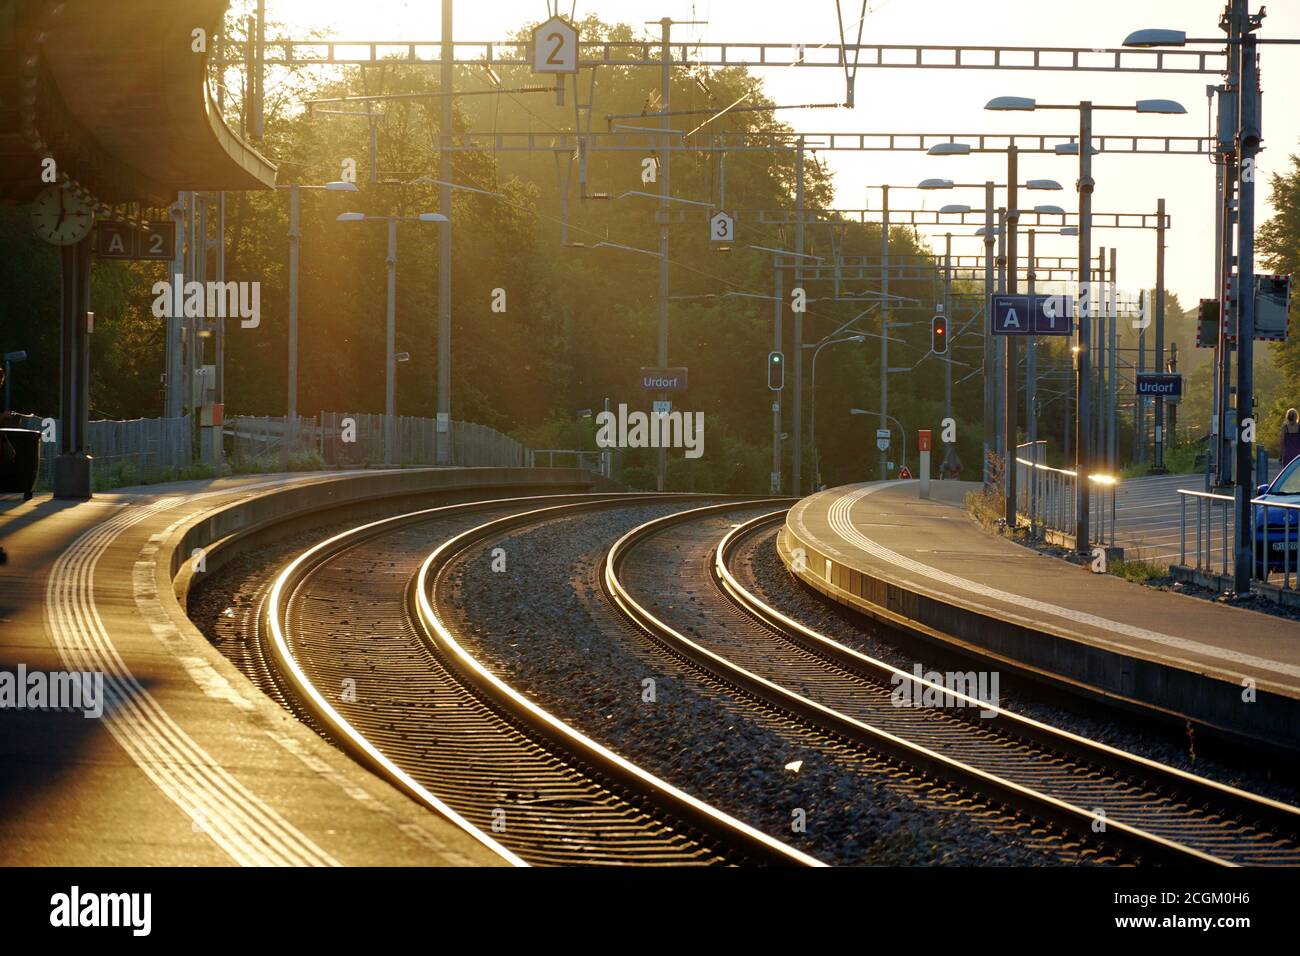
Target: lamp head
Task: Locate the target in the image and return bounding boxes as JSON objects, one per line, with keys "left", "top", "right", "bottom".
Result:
{"left": 336, "top": 212, "right": 367, "bottom": 222}
{"left": 324, "top": 181, "right": 359, "bottom": 192}
{"left": 1026, "top": 179, "right": 1063, "bottom": 191}
{"left": 1135, "top": 98, "right": 1186, "bottom": 115}
{"left": 927, "top": 143, "right": 971, "bottom": 156}
{"left": 1123, "top": 28, "right": 1187, "bottom": 48}
{"left": 918, "top": 178, "right": 955, "bottom": 190}
{"left": 986, "top": 96, "right": 1036, "bottom": 111}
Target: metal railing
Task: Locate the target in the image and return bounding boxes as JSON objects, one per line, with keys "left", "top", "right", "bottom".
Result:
{"left": 228, "top": 413, "right": 528, "bottom": 470}
{"left": 1176, "top": 490, "right": 1300, "bottom": 593}
{"left": 1015, "top": 441, "right": 1117, "bottom": 547}
{"left": 1177, "top": 489, "right": 1235, "bottom": 579}
{"left": 529, "top": 448, "right": 611, "bottom": 477}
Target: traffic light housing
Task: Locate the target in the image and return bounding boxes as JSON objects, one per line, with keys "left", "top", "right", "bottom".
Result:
{"left": 1196, "top": 298, "right": 1219, "bottom": 349}
{"left": 931, "top": 314, "right": 948, "bottom": 355}
{"left": 767, "top": 350, "right": 784, "bottom": 391}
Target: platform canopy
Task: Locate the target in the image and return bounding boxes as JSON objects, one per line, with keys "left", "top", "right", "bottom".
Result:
{"left": 0, "top": 0, "right": 276, "bottom": 206}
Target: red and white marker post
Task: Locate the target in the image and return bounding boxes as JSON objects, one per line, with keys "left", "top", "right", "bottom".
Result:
{"left": 918, "top": 429, "right": 932, "bottom": 499}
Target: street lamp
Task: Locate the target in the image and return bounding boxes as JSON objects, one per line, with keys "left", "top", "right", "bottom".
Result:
{"left": 851, "top": 408, "right": 909, "bottom": 476}
{"left": 985, "top": 93, "right": 1185, "bottom": 553}
{"left": 3, "top": 350, "right": 27, "bottom": 413}
{"left": 336, "top": 211, "right": 448, "bottom": 466}
{"left": 277, "top": 180, "right": 358, "bottom": 463}
{"left": 1120, "top": 11, "right": 1300, "bottom": 589}
{"left": 809, "top": 334, "right": 867, "bottom": 489}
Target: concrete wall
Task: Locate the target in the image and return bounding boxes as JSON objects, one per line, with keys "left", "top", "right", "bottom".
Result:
{"left": 780, "top": 521, "right": 1300, "bottom": 755}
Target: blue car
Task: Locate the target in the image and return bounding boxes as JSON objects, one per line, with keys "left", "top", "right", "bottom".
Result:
{"left": 1254, "top": 457, "right": 1300, "bottom": 576}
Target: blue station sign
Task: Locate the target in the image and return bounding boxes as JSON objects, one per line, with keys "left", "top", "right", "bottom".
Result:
{"left": 1135, "top": 372, "right": 1183, "bottom": 398}
{"left": 991, "top": 294, "right": 1074, "bottom": 336}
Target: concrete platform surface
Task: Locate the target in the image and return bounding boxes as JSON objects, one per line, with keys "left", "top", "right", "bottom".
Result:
{"left": 0, "top": 472, "right": 514, "bottom": 867}
{"left": 784, "top": 480, "right": 1300, "bottom": 750}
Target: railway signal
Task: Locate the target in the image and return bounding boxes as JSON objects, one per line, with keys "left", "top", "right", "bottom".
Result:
{"left": 931, "top": 314, "right": 948, "bottom": 354}
{"left": 767, "top": 351, "right": 784, "bottom": 391}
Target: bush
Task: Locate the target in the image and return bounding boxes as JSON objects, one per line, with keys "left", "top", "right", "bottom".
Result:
{"left": 1110, "top": 557, "right": 1169, "bottom": 583}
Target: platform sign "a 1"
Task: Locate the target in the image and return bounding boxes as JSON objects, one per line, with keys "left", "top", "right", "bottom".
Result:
{"left": 532, "top": 16, "right": 578, "bottom": 74}
{"left": 710, "top": 210, "right": 735, "bottom": 243}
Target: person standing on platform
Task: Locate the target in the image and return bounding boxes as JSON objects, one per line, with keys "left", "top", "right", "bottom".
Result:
{"left": 1282, "top": 408, "right": 1300, "bottom": 468}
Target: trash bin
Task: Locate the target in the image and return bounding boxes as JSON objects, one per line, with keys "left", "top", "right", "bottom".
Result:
{"left": 0, "top": 428, "right": 41, "bottom": 500}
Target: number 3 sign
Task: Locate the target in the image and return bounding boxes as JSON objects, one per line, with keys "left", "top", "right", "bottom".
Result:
{"left": 532, "top": 16, "right": 578, "bottom": 74}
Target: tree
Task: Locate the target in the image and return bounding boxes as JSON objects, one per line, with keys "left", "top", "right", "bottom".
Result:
{"left": 1257, "top": 151, "right": 1300, "bottom": 454}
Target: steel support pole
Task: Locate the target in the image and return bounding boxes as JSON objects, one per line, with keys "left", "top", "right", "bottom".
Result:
{"left": 216, "top": 192, "right": 226, "bottom": 406}
{"left": 773, "top": 261, "right": 783, "bottom": 493}
{"left": 286, "top": 184, "right": 300, "bottom": 464}
{"left": 879, "top": 183, "right": 889, "bottom": 481}
{"left": 794, "top": 137, "right": 806, "bottom": 492}
{"left": 1026, "top": 229, "right": 1037, "bottom": 464}
{"left": 995, "top": 208, "right": 1006, "bottom": 467}
{"left": 1216, "top": 64, "right": 1239, "bottom": 488}
{"left": 1005, "top": 146, "right": 1019, "bottom": 525}
{"left": 1211, "top": 125, "right": 1225, "bottom": 488}
{"left": 1233, "top": 26, "right": 1260, "bottom": 593}
{"left": 436, "top": 0, "right": 453, "bottom": 464}
{"left": 253, "top": 0, "right": 265, "bottom": 139}
{"left": 943, "top": 233, "right": 953, "bottom": 461}
{"left": 1137, "top": 295, "right": 1146, "bottom": 465}
{"left": 185, "top": 190, "right": 198, "bottom": 417}
{"left": 655, "top": 16, "right": 672, "bottom": 491}
{"left": 166, "top": 196, "right": 185, "bottom": 419}
{"left": 1108, "top": 247, "right": 1118, "bottom": 473}
{"left": 1153, "top": 197, "right": 1167, "bottom": 471}
{"left": 1075, "top": 101, "right": 1094, "bottom": 554}
{"left": 385, "top": 217, "right": 397, "bottom": 466}
{"left": 983, "top": 182, "right": 995, "bottom": 486}
{"left": 1095, "top": 247, "right": 1105, "bottom": 468}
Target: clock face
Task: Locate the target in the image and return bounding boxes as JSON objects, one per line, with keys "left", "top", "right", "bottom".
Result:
{"left": 30, "top": 185, "right": 95, "bottom": 246}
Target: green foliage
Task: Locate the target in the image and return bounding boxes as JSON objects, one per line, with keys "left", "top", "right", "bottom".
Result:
{"left": 83, "top": 460, "right": 218, "bottom": 493}
{"left": 1259, "top": 153, "right": 1300, "bottom": 403}
{"left": 1110, "top": 558, "right": 1169, "bottom": 583}
{"left": 3, "top": 11, "right": 976, "bottom": 494}
{"left": 229, "top": 450, "right": 326, "bottom": 475}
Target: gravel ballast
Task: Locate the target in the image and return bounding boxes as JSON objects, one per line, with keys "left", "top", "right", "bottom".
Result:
{"left": 443, "top": 501, "right": 1074, "bottom": 866}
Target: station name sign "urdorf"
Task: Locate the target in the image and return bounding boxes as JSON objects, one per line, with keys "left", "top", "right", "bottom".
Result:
{"left": 640, "top": 367, "right": 689, "bottom": 391}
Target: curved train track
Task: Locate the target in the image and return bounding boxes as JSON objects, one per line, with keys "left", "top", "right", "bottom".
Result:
{"left": 604, "top": 501, "right": 1300, "bottom": 867}
{"left": 259, "top": 492, "right": 818, "bottom": 867}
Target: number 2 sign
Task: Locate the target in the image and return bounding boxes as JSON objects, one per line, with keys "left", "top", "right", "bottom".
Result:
{"left": 532, "top": 16, "right": 578, "bottom": 74}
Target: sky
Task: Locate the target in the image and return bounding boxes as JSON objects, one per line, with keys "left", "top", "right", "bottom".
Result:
{"left": 260, "top": 0, "right": 1300, "bottom": 308}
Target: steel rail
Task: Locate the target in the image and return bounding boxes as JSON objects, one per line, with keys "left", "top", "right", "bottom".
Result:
{"left": 262, "top": 491, "right": 646, "bottom": 866}
{"left": 604, "top": 500, "right": 1269, "bottom": 866}
{"left": 719, "top": 509, "right": 1300, "bottom": 859}
{"left": 410, "top": 495, "right": 822, "bottom": 867}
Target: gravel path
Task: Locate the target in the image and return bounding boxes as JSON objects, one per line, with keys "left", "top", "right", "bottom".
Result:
{"left": 442, "top": 501, "right": 1072, "bottom": 866}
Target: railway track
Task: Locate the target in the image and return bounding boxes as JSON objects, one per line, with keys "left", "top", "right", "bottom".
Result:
{"left": 261, "top": 492, "right": 818, "bottom": 867}
{"left": 605, "top": 501, "right": 1300, "bottom": 867}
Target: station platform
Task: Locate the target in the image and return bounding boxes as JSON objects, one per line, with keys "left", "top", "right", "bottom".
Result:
{"left": 0, "top": 467, "right": 594, "bottom": 866}
{"left": 781, "top": 480, "right": 1300, "bottom": 753}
